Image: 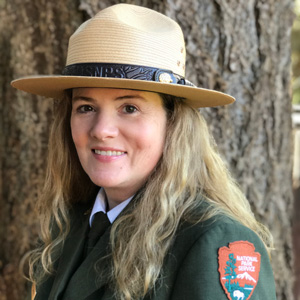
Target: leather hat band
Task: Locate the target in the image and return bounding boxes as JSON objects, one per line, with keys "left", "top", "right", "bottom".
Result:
{"left": 62, "top": 63, "right": 195, "bottom": 87}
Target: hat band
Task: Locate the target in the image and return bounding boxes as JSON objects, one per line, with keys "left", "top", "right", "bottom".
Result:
{"left": 62, "top": 63, "right": 194, "bottom": 86}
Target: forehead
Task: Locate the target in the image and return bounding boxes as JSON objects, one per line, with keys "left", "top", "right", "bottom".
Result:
{"left": 72, "top": 87, "right": 162, "bottom": 102}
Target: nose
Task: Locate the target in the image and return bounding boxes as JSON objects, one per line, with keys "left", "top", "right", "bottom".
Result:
{"left": 89, "top": 111, "right": 119, "bottom": 140}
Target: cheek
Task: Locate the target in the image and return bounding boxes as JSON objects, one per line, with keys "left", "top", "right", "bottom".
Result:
{"left": 134, "top": 121, "right": 166, "bottom": 159}
{"left": 70, "top": 117, "right": 85, "bottom": 149}
{"left": 152, "top": 118, "right": 167, "bottom": 151}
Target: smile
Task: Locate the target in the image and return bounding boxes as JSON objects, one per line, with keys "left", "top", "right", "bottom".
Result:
{"left": 94, "top": 150, "right": 125, "bottom": 156}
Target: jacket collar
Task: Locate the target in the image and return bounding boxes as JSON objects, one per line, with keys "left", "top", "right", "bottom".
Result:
{"left": 47, "top": 201, "right": 113, "bottom": 300}
{"left": 39, "top": 192, "right": 141, "bottom": 300}
{"left": 60, "top": 226, "right": 112, "bottom": 299}
{"left": 59, "top": 195, "right": 141, "bottom": 299}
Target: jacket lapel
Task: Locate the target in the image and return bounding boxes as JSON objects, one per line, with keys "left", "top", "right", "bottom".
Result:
{"left": 48, "top": 205, "right": 90, "bottom": 300}
{"left": 61, "top": 226, "right": 112, "bottom": 300}
{"left": 48, "top": 196, "right": 138, "bottom": 300}
{"left": 61, "top": 197, "right": 140, "bottom": 300}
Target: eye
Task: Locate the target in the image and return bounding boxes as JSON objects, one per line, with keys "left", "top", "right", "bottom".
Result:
{"left": 76, "top": 105, "right": 95, "bottom": 113}
{"left": 122, "top": 105, "right": 137, "bottom": 114}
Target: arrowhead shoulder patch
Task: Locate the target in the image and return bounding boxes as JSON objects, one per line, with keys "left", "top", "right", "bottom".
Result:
{"left": 218, "top": 241, "right": 261, "bottom": 300}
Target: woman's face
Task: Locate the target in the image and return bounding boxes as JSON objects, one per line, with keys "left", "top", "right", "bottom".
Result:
{"left": 71, "top": 88, "right": 167, "bottom": 208}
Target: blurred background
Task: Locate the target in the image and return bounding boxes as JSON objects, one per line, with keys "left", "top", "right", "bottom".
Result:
{"left": 0, "top": 0, "right": 299, "bottom": 299}
{"left": 293, "top": 1, "right": 300, "bottom": 299}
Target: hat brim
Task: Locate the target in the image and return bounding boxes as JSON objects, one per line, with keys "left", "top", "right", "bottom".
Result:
{"left": 11, "top": 75, "right": 235, "bottom": 108}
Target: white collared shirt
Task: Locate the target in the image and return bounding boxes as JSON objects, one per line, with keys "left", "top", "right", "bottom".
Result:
{"left": 89, "top": 188, "right": 133, "bottom": 226}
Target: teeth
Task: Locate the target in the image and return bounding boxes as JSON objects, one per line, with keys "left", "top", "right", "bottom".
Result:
{"left": 94, "top": 150, "right": 125, "bottom": 156}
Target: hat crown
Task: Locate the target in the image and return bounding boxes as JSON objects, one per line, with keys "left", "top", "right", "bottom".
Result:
{"left": 66, "top": 4, "right": 186, "bottom": 76}
{"left": 11, "top": 4, "right": 235, "bottom": 108}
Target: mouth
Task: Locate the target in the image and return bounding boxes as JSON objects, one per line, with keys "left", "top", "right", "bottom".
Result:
{"left": 93, "top": 149, "right": 126, "bottom": 156}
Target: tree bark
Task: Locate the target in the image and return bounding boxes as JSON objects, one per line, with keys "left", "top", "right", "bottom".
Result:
{"left": 0, "top": 0, "right": 294, "bottom": 299}
{"left": 0, "top": 1, "right": 82, "bottom": 299}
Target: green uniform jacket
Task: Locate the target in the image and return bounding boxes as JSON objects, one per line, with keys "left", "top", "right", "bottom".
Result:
{"left": 34, "top": 202, "right": 276, "bottom": 300}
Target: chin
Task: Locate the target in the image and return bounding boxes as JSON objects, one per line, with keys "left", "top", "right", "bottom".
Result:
{"left": 89, "top": 176, "right": 121, "bottom": 189}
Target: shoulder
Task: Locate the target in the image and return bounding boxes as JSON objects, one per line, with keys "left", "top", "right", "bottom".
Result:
{"left": 164, "top": 215, "right": 276, "bottom": 299}
{"left": 171, "top": 214, "right": 269, "bottom": 274}
{"left": 178, "top": 214, "right": 266, "bottom": 250}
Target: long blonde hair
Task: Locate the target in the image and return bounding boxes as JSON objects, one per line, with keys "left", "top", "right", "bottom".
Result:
{"left": 27, "top": 92, "right": 272, "bottom": 300}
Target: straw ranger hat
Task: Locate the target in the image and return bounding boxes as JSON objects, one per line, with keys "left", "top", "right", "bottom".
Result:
{"left": 11, "top": 4, "right": 235, "bottom": 108}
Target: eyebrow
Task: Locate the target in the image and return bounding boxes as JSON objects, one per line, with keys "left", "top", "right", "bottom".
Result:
{"left": 72, "top": 96, "right": 94, "bottom": 103}
{"left": 72, "top": 94, "right": 148, "bottom": 102}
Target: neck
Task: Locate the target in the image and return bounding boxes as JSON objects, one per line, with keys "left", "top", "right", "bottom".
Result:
{"left": 103, "top": 188, "right": 134, "bottom": 210}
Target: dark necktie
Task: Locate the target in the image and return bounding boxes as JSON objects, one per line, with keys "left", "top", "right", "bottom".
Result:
{"left": 84, "top": 211, "right": 110, "bottom": 257}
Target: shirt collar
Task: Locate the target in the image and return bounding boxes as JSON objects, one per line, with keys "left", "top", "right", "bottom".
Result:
{"left": 89, "top": 188, "right": 133, "bottom": 226}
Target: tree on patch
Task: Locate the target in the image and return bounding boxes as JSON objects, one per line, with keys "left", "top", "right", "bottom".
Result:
{"left": 224, "top": 253, "right": 237, "bottom": 292}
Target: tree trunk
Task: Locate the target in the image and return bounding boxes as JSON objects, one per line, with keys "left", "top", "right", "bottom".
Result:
{"left": 0, "top": 1, "right": 82, "bottom": 299}
{"left": 0, "top": 0, "right": 294, "bottom": 299}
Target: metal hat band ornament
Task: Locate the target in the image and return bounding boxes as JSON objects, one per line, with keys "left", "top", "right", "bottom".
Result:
{"left": 11, "top": 4, "right": 235, "bottom": 108}
{"left": 62, "top": 63, "right": 195, "bottom": 86}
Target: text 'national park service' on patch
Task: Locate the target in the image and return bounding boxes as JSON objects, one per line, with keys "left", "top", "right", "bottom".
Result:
{"left": 218, "top": 241, "right": 261, "bottom": 300}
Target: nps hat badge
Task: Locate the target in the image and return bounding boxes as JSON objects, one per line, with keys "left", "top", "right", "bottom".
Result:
{"left": 218, "top": 241, "right": 261, "bottom": 300}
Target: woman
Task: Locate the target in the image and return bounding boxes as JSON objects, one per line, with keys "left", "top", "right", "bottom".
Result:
{"left": 12, "top": 4, "right": 276, "bottom": 300}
